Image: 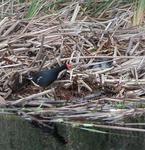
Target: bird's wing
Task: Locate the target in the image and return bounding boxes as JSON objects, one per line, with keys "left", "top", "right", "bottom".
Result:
{"left": 37, "top": 76, "right": 43, "bottom": 83}
{"left": 31, "top": 80, "right": 40, "bottom": 87}
{"left": 31, "top": 76, "right": 43, "bottom": 87}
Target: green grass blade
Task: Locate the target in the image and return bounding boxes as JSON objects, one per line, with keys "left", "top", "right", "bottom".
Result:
{"left": 92, "top": 0, "right": 113, "bottom": 16}
{"left": 26, "top": 0, "right": 41, "bottom": 18}
{"left": 133, "top": 0, "right": 145, "bottom": 25}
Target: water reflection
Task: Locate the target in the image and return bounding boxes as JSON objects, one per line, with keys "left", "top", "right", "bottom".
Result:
{"left": 0, "top": 115, "right": 65, "bottom": 150}
{"left": 0, "top": 115, "right": 145, "bottom": 150}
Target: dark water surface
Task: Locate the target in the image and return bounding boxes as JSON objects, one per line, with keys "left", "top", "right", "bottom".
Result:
{"left": 0, "top": 115, "right": 145, "bottom": 150}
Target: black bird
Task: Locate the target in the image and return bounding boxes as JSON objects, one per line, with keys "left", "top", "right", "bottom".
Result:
{"left": 28, "top": 63, "right": 71, "bottom": 88}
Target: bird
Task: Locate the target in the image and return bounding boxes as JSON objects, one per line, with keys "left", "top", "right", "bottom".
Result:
{"left": 28, "top": 63, "right": 71, "bottom": 88}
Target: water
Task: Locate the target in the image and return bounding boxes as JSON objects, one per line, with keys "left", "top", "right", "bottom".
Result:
{"left": 0, "top": 115, "right": 145, "bottom": 150}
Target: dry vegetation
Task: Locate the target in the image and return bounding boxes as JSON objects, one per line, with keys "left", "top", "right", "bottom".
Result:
{"left": 0, "top": 0, "right": 145, "bottom": 131}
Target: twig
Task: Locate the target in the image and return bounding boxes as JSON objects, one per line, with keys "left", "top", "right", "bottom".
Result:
{"left": 10, "top": 88, "right": 55, "bottom": 105}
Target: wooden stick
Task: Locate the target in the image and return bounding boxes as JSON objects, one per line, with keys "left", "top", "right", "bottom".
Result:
{"left": 66, "top": 121, "right": 145, "bottom": 133}
{"left": 10, "top": 88, "right": 54, "bottom": 105}
{"left": 29, "top": 35, "right": 45, "bottom": 67}
{"left": 2, "top": 21, "right": 20, "bottom": 36}
{"left": 61, "top": 55, "right": 145, "bottom": 61}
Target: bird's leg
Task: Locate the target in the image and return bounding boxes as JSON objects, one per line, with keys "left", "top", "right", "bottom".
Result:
{"left": 45, "top": 93, "right": 51, "bottom": 98}
{"left": 45, "top": 85, "right": 55, "bottom": 99}
{"left": 38, "top": 87, "right": 55, "bottom": 108}
{"left": 37, "top": 87, "right": 45, "bottom": 108}
{"left": 38, "top": 101, "right": 44, "bottom": 108}
{"left": 43, "top": 87, "right": 51, "bottom": 98}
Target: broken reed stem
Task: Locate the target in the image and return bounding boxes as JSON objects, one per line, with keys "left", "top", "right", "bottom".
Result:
{"left": 10, "top": 88, "right": 55, "bottom": 105}
{"left": 38, "top": 55, "right": 47, "bottom": 72}
{"left": 29, "top": 35, "right": 45, "bottom": 67}
{"left": 61, "top": 55, "right": 145, "bottom": 61}
{"left": 62, "top": 121, "right": 145, "bottom": 133}
{"left": 37, "top": 35, "right": 45, "bottom": 60}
